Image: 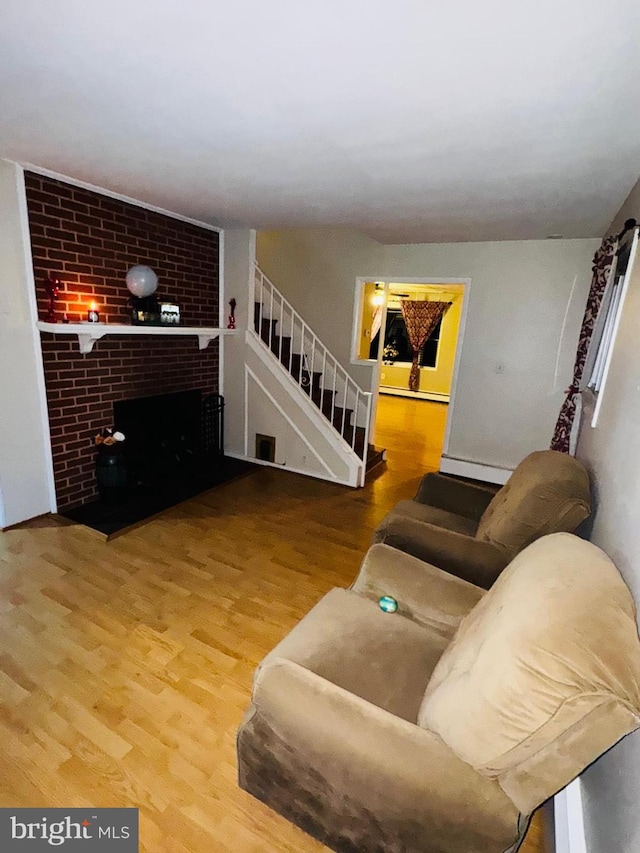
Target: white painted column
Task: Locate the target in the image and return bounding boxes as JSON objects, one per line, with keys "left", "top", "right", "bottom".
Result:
{"left": 0, "top": 159, "right": 55, "bottom": 526}
{"left": 555, "top": 780, "right": 587, "bottom": 853}
{"left": 221, "top": 229, "right": 256, "bottom": 458}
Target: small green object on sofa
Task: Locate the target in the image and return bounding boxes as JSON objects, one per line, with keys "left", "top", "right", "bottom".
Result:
{"left": 378, "top": 594, "right": 398, "bottom": 613}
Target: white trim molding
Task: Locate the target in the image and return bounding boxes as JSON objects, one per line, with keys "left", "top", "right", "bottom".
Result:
{"left": 379, "top": 386, "right": 450, "bottom": 403}
{"left": 439, "top": 455, "right": 513, "bottom": 485}
{"left": 351, "top": 274, "right": 471, "bottom": 456}
{"left": 555, "top": 780, "right": 587, "bottom": 853}
{"left": 224, "top": 451, "right": 350, "bottom": 486}
{"left": 245, "top": 364, "right": 335, "bottom": 477}
{"left": 35, "top": 321, "right": 234, "bottom": 355}
{"left": 12, "top": 159, "right": 222, "bottom": 232}
{"left": 15, "top": 162, "right": 58, "bottom": 514}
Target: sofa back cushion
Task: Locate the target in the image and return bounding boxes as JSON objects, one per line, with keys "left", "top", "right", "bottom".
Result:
{"left": 418, "top": 533, "right": 640, "bottom": 814}
{"left": 475, "top": 450, "right": 590, "bottom": 556}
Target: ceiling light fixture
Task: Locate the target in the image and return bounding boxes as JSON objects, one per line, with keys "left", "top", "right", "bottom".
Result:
{"left": 371, "top": 284, "right": 385, "bottom": 306}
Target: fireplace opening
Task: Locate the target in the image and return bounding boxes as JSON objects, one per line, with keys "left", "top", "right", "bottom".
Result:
{"left": 115, "top": 389, "right": 206, "bottom": 487}
{"left": 62, "top": 390, "right": 254, "bottom": 537}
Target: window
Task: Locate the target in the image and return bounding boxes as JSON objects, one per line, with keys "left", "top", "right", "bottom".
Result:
{"left": 369, "top": 308, "right": 442, "bottom": 367}
{"left": 585, "top": 228, "right": 638, "bottom": 426}
{"left": 587, "top": 272, "right": 624, "bottom": 394}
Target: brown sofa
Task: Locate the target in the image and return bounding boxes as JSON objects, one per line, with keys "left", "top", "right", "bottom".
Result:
{"left": 373, "top": 449, "right": 591, "bottom": 588}
{"left": 237, "top": 534, "right": 640, "bottom": 853}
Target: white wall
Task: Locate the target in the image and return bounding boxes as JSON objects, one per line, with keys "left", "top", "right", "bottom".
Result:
{"left": 0, "top": 160, "right": 54, "bottom": 526}
{"left": 257, "top": 228, "right": 383, "bottom": 391}
{"left": 381, "top": 239, "right": 599, "bottom": 469}
{"left": 243, "top": 335, "right": 359, "bottom": 483}
{"left": 222, "top": 228, "right": 256, "bottom": 458}
{"left": 258, "top": 229, "right": 599, "bottom": 471}
{"left": 575, "top": 177, "right": 640, "bottom": 853}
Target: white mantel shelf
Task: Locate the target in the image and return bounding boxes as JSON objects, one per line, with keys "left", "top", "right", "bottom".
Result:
{"left": 36, "top": 321, "right": 236, "bottom": 354}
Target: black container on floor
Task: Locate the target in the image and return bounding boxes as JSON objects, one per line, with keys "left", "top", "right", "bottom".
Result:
{"left": 95, "top": 448, "right": 128, "bottom": 503}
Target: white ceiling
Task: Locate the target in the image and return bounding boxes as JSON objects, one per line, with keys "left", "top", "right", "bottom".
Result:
{"left": 1, "top": 0, "right": 639, "bottom": 243}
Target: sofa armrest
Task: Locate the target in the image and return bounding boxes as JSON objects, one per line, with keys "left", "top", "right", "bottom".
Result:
{"left": 351, "top": 543, "right": 485, "bottom": 635}
{"left": 414, "top": 473, "right": 499, "bottom": 521}
{"left": 375, "top": 515, "right": 510, "bottom": 589}
{"left": 240, "top": 657, "right": 520, "bottom": 853}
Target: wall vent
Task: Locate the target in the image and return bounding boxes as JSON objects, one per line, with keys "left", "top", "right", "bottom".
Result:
{"left": 255, "top": 434, "right": 276, "bottom": 462}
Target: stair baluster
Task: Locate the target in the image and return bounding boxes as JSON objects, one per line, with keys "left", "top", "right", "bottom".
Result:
{"left": 252, "top": 264, "right": 373, "bottom": 469}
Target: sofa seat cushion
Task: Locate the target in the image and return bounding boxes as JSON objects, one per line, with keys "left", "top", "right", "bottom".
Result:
{"left": 476, "top": 450, "right": 590, "bottom": 555}
{"left": 419, "top": 534, "right": 640, "bottom": 808}
{"left": 260, "top": 588, "right": 450, "bottom": 724}
{"left": 352, "top": 544, "right": 485, "bottom": 637}
{"left": 388, "top": 500, "right": 479, "bottom": 537}
{"left": 241, "top": 657, "right": 522, "bottom": 853}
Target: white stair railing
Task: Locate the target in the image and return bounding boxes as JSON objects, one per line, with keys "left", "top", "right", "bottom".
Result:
{"left": 252, "top": 264, "right": 372, "bottom": 462}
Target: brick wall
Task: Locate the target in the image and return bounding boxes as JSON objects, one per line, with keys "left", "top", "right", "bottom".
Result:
{"left": 25, "top": 172, "right": 220, "bottom": 510}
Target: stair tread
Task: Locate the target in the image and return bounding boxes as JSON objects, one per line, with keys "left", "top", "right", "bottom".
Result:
{"left": 255, "top": 316, "right": 367, "bottom": 459}
{"left": 365, "top": 444, "right": 386, "bottom": 470}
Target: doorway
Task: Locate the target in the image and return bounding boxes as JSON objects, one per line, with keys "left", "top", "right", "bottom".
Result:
{"left": 352, "top": 278, "right": 469, "bottom": 466}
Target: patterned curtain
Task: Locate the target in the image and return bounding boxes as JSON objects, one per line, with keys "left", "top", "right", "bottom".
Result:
{"left": 371, "top": 304, "right": 383, "bottom": 343}
{"left": 400, "top": 300, "right": 449, "bottom": 392}
{"left": 550, "top": 236, "right": 617, "bottom": 453}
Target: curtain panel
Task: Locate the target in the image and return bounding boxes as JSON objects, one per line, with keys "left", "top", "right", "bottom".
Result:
{"left": 400, "top": 300, "right": 449, "bottom": 392}
{"left": 550, "top": 236, "right": 617, "bottom": 454}
{"left": 370, "top": 304, "right": 383, "bottom": 344}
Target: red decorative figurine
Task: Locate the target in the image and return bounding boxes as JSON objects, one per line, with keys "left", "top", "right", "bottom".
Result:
{"left": 45, "top": 273, "right": 62, "bottom": 323}
{"left": 228, "top": 298, "right": 236, "bottom": 329}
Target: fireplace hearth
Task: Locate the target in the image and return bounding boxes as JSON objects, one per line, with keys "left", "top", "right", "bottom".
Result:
{"left": 62, "top": 391, "right": 254, "bottom": 536}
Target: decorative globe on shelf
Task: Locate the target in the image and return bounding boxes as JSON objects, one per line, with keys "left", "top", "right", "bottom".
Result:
{"left": 125, "top": 264, "right": 158, "bottom": 298}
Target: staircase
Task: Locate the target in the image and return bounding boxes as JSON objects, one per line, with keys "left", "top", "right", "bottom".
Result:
{"left": 252, "top": 266, "right": 381, "bottom": 481}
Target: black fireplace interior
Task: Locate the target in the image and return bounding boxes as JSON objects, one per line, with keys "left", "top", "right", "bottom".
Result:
{"left": 63, "top": 390, "right": 254, "bottom": 537}
{"left": 116, "top": 389, "right": 204, "bottom": 486}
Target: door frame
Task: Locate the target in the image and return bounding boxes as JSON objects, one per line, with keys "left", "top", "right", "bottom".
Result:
{"left": 351, "top": 276, "right": 471, "bottom": 453}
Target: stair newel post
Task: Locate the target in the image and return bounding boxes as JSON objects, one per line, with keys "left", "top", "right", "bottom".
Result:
{"left": 361, "top": 391, "right": 373, "bottom": 485}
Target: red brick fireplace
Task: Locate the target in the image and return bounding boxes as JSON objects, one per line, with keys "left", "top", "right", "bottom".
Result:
{"left": 25, "top": 172, "right": 220, "bottom": 511}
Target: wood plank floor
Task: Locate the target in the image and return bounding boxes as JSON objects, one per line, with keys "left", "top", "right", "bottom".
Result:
{"left": 0, "top": 396, "right": 546, "bottom": 852}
